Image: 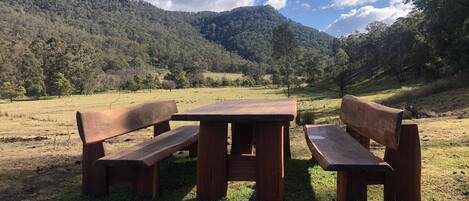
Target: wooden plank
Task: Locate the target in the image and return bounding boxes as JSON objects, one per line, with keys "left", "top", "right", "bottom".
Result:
{"left": 228, "top": 155, "right": 256, "bottom": 181}
{"left": 97, "top": 125, "right": 198, "bottom": 166}
{"left": 340, "top": 95, "right": 403, "bottom": 149}
{"left": 172, "top": 99, "right": 296, "bottom": 122}
{"left": 197, "top": 121, "right": 228, "bottom": 200}
{"left": 255, "top": 122, "right": 284, "bottom": 201}
{"left": 304, "top": 124, "right": 392, "bottom": 172}
{"left": 384, "top": 123, "right": 421, "bottom": 201}
{"left": 77, "top": 100, "right": 177, "bottom": 144}
{"left": 231, "top": 123, "right": 254, "bottom": 155}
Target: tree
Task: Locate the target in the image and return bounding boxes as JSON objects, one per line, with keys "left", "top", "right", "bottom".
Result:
{"left": 25, "top": 80, "right": 46, "bottom": 100}
{"left": 52, "top": 73, "right": 73, "bottom": 98}
{"left": 143, "top": 74, "right": 160, "bottom": 91}
{"left": 162, "top": 80, "right": 176, "bottom": 91}
{"left": 406, "top": 0, "right": 469, "bottom": 74}
{"left": 298, "top": 48, "right": 325, "bottom": 85}
{"left": 333, "top": 48, "right": 350, "bottom": 97}
{"left": 221, "top": 76, "right": 230, "bottom": 86}
{"left": 0, "top": 82, "right": 26, "bottom": 102}
{"left": 272, "top": 23, "right": 298, "bottom": 97}
{"left": 176, "top": 75, "right": 190, "bottom": 89}
{"left": 122, "top": 79, "right": 140, "bottom": 92}
{"left": 271, "top": 68, "right": 282, "bottom": 87}
{"left": 241, "top": 62, "right": 265, "bottom": 84}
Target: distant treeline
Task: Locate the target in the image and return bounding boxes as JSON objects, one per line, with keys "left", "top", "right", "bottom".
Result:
{"left": 326, "top": 0, "right": 469, "bottom": 95}
{"left": 0, "top": 0, "right": 468, "bottom": 101}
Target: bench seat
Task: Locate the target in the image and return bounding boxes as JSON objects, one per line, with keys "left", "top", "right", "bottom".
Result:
{"left": 304, "top": 124, "right": 392, "bottom": 172}
{"left": 98, "top": 125, "right": 198, "bottom": 167}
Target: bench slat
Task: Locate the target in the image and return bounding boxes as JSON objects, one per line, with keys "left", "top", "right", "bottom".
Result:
{"left": 304, "top": 124, "right": 392, "bottom": 172}
{"left": 340, "top": 95, "right": 403, "bottom": 149}
{"left": 97, "top": 125, "right": 198, "bottom": 167}
{"left": 77, "top": 101, "right": 178, "bottom": 144}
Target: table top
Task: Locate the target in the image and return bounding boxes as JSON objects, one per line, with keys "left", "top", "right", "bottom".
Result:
{"left": 172, "top": 99, "right": 297, "bottom": 122}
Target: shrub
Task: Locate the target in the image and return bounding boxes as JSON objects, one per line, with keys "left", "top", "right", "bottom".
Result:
{"left": 162, "top": 80, "right": 176, "bottom": 91}
{"left": 295, "top": 111, "right": 315, "bottom": 126}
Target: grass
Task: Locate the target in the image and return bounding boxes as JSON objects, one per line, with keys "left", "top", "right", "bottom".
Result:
{"left": 0, "top": 86, "right": 468, "bottom": 201}
{"left": 203, "top": 72, "right": 243, "bottom": 80}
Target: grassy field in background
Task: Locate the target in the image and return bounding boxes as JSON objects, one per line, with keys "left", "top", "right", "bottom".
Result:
{"left": 0, "top": 86, "right": 468, "bottom": 201}
{"left": 203, "top": 72, "right": 243, "bottom": 80}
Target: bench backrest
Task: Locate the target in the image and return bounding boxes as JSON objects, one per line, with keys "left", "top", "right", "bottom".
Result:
{"left": 76, "top": 100, "right": 178, "bottom": 144}
{"left": 340, "top": 95, "right": 403, "bottom": 150}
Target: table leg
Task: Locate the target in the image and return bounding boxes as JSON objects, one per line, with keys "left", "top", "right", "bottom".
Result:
{"left": 197, "top": 121, "right": 228, "bottom": 200}
{"left": 254, "top": 122, "right": 284, "bottom": 201}
{"left": 283, "top": 121, "right": 291, "bottom": 159}
{"left": 231, "top": 123, "right": 254, "bottom": 155}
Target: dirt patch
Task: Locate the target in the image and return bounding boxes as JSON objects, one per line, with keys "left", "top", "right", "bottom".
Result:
{"left": 0, "top": 136, "right": 49, "bottom": 143}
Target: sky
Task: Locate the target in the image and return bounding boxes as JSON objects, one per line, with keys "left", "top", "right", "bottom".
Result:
{"left": 144, "top": 0, "right": 414, "bottom": 37}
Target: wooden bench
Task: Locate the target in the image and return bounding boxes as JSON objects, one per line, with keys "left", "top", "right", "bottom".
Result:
{"left": 76, "top": 101, "right": 198, "bottom": 198}
{"left": 304, "top": 95, "right": 421, "bottom": 201}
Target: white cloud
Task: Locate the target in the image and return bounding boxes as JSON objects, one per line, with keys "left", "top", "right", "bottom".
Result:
{"left": 144, "top": 0, "right": 255, "bottom": 12}
{"left": 326, "top": 0, "right": 413, "bottom": 36}
{"left": 333, "top": 0, "right": 377, "bottom": 7}
{"left": 265, "top": 0, "right": 288, "bottom": 9}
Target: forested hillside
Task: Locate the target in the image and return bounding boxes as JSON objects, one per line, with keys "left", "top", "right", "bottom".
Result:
{"left": 190, "top": 6, "right": 334, "bottom": 64}
{"left": 326, "top": 0, "right": 469, "bottom": 96}
{"left": 0, "top": 0, "right": 334, "bottom": 97}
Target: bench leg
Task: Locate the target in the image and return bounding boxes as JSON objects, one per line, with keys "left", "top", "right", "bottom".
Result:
{"left": 337, "top": 171, "right": 367, "bottom": 201}
{"left": 188, "top": 142, "right": 198, "bottom": 158}
{"left": 132, "top": 165, "right": 159, "bottom": 198}
{"left": 231, "top": 123, "right": 254, "bottom": 155}
{"left": 384, "top": 124, "right": 421, "bottom": 201}
{"left": 82, "top": 142, "right": 108, "bottom": 196}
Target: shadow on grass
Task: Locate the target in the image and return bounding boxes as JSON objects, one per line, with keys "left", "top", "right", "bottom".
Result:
{"left": 54, "top": 154, "right": 197, "bottom": 201}
{"left": 5, "top": 154, "right": 322, "bottom": 201}
{"left": 284, "top": 159, "right": 317, "bottom": 201}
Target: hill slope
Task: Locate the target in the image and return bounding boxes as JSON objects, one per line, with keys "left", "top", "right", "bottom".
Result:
{"left": 190, "top": 6, "right": 335, "bottom": 63}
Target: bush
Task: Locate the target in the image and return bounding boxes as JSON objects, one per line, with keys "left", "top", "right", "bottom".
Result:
{"left": 162, "top": 80, "right": 176, "bottom": 91}
{"left": 295, "top": 111, "right": 315, "bottom": 126}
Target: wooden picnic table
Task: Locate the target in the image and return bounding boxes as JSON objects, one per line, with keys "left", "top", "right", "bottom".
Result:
{"left": 172, "top": 99, "right": 296, "bottom": 201}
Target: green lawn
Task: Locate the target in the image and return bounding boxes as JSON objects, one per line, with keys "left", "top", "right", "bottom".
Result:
{"left": 0, "top": 87, "right": 467, "bottom": 201}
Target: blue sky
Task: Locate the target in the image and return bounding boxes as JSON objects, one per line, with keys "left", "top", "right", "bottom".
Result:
{"left": 145, "top": 0, "right": 413, "bottom": 37}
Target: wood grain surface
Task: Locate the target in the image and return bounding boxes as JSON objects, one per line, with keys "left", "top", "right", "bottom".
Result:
{"left": 304, "top": 124, "right": 391, "bottom": 172}
{"left": 172, "top": 99, "right": 296, "bottom": 122}
{"left": 340, "top": 95, "right": 403, "bottom": 149}
{"left": 77, "top": 100, "right": 178, "bottom": 144}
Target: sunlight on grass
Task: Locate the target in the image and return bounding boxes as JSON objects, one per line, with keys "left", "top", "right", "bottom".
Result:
{"left": 1, "top": 86, "right": 468, "bottom": 200}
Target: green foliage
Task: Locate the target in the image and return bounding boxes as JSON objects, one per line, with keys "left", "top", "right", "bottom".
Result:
{"left": 0, "top": 82, "right": 26, "bottom": 102}
{"left": 333, "top": 48, "right": 350, "bottom": 97}
{"left": 221, "top": 77, "right": 230, "bottom": 86}
{"left": 297, "top": 48, "right": 325, "bottom": 85}
{"left": 192, "top": 6, "right": 334, "bottom": 64}
{"left": 272, "top": 23, "right": 299, "bottom": 97}
{"left": 271, "top": 68, "right": 282, "bottom": 86}
{"left": 241, "top": 63, "right": 265, "bottom": 83}
{"left": 52, "top": 73, "right": 73, "bottom": 98}
{"left": 25, "top": 80, "right": 46, "bottom": 99}
{"left": 161, "top": 80, "right": 176, "bottom": 91}
{"left": 407, "top": 0, "right": 469, "bottom": 73}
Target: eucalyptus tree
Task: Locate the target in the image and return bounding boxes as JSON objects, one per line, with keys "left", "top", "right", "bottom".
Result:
{"left": 272, "top": 23, "right": 298, "bottom": 97}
